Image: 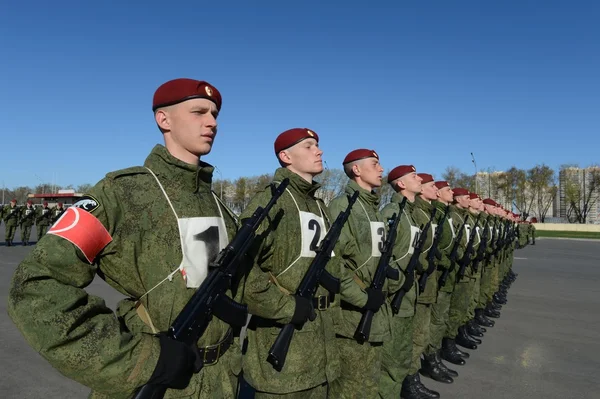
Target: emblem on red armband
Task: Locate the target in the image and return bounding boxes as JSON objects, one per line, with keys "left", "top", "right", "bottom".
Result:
{"left": 48, "top": 207, "right": 112, "bottom": 263}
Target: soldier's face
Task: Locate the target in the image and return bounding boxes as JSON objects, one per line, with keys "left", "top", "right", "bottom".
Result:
{"left": 438, "top": 187, "right": 454, "bottom": 203}
{"left": 400, "top": 172, "right": 422, "bottom": 194}
{"left": 355, "top": 157, "right": 384, "bottom": 188}
{"left": 283, "top": 138, "right": 323, "bottom": 176}
{"left": 455, "top": 195, "right": 469, "bottom": 208}
{"left": 159, "top": 98, "right": 218, "bottom": 158}
{"left": 421, "top": 181, "right": 437, "bottom": 201}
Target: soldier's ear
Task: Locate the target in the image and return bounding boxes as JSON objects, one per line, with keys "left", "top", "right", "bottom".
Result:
{"left": 154, "top": 109, "right": 170, "bottom": 132}
{"left": 278, "top": 150, "right": 292, "bottom": 166}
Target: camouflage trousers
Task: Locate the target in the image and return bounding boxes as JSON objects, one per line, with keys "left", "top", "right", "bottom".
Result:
{"left": 255, "top": 382, "right": 327, "bottom": 398}
{"left": 427, "top": 291, "right": 452, "bottom": 354}
{"left": 329, "top": 336, "right": 383, "bottom": 399}
{"left": 37, "top": 224, "right": 49, "bottom": 241}
{"left": 21, "top": 224, "right": 33, "bottom": 243}
{"left": 89, "top": 349, "right": 239, "bottom": 399}
{"left": 5, "top": 223, "right": 17, "bottom": 241}
{"left": 478, "top": 265, "right": 494, "bottom": 307}
{"left": 379, "top": 315, "right": 414, "bottom": 399}
{"left": 409, "top": 303, "right": 431, "bottom": 375}
{"left": 467, "top": 271, "right": 481, "bottom": 319}
{"left": 446, "top": 280, "right": 470, "bottom": 339}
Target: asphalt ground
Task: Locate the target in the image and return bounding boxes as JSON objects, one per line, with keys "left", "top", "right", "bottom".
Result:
{"left": 1, "top": 227, "right": 600, "bottom": 399}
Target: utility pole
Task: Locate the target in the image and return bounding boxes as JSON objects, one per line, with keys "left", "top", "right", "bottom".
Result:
{"left": 471, "top": 152, "right": 478, "bottom": 193}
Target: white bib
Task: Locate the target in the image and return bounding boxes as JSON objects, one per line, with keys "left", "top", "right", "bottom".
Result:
{"left": 178, "top": 217, "right": 228, "bottom": 288}
{"left": 369, "top": 221, "right": 386, "bottom": 257}
{"left": 408, "top": 225, "right": 421, "bottom": 255}
{"left": 299, "top": 211, "right": 326, "bottom": 257}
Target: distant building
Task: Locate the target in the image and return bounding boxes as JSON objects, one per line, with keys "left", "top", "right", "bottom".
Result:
{"left": 557, "top": 166, "right": 600, "bottom": 224}
{"left": 28, "top": 189, "right": 83, "bottom": 207}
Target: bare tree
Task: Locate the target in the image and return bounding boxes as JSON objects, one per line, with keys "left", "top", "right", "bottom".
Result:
{"left": 527, "top": 164, "right": 557, "bottom": 222}
{"left": 77, "top": 183, "right": 94, "bottom": 193}
{"left": 562, "top": 165, "right": 600, "bottom": 223}
{"left": 442, "top": 166, "right": 475, "bottom": 191}
{"left": 316, "top": 168, "right": 348, "bottom": 205}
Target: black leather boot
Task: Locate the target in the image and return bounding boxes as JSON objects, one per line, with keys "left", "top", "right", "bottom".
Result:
{"left": 456, "top": 326, "right": 478, "bottom": 349}
{"left": 435, "top": 350, "right": 458, "bottom": 377}
{"left": 453, "top": 340, "right": 470, "bottom": 358}
{"left": 401, "top": 374, "right": 428, "bottom": 399}
{"left": 420, "top": 353, "right": 453, "bottom": 383}
{"left": 415, "top": 373, "right": 440, "bottom": 398}
{"left": 490, "top": 301, "right": 502, "bottom": 311}
{"left": 464, "top": 325, "right": 482, "bottom": 344}
{"left": 485, "top": 305, "right": 501, "bottom": 318}
{"left": 497, "top": 291, "right": 508, "bottom": 301}
{"left": 475, "top": 309, "right": 495, "bottom": 327}
{"left": 441, "top": 337, "right": 466, "bottom": 365}
{"left": 467, "top": 319, "right": 485, "bottom": 337}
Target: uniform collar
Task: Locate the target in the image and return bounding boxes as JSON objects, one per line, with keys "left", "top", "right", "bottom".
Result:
{"left": 347, "top": 180, "right": 380, "bottom": 207}
{"left": 274, "top": 167, "right": 321, "bottom": 196}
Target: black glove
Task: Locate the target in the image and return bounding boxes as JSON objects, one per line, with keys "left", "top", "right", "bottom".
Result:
{"left": 291, "top": 296, "right": 316, "bottom": 325}
{"left": 147, "top": 334, "right": 199, "bottom": 389}
{"left": 364, "top": 288, "right": 386, "bottom": 312}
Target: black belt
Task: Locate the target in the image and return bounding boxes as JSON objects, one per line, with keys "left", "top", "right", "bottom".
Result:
{"left": 198, "top": 328, "right": 234, "bottom": 366}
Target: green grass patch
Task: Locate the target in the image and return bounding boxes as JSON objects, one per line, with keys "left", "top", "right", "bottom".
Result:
{"left": 536, "top": 230, "right": 600, "bottom": 239}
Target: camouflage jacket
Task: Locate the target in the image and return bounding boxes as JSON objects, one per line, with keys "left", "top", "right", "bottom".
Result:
{"left": 3, "top": 205, "right": 21, "bottom": 225}
{"left": 36, "top": 206, "right": 53, "bottom": 226}
{"left": 8, "top": 145, "right": 239, "bottom": 399}
{"left": 20, "top": 205, "right": 36, "bottom": 226}
{"left": 411, "top": 196, "right": 437, "bottom": 304}
{"left": 381, "top": 192, "right": 418, "bottom": 317}
{"left": 239, "top": 167, "right": 340, "bottom": 393}
{"left": 432, "top": 201, "right": 457, "bottom": 294}
{"left": 328, "top": 180, "right": 394, "bottom": 343}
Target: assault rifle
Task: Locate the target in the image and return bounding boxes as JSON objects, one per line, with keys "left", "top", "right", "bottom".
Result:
{"left": 354, "top": 197, "right": 407, "bottom": 343}
{"left": 390, "top": 207, "right": 436, "bottom": 314}
{"left": 267, "top": 190, "right": 360, "bottom": 371}
{"left": 419, "top": 205, "right": 449, "bottom": 293}
{"left": 438, "top": 210, "right": 467, "bottom": 289}
{"left": 472, "top": 216, "right": 490, "bottom": 273}
{"left": 456, "top": 213, "right": 482, "bottom": 281}
{"left": 134, "top": 178, "right": 290, "bottom": 399}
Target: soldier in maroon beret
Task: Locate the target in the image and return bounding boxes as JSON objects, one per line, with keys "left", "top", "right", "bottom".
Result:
{"left": 328, "top": 149, "right": 397, "bottom": 399}
{"left": 153, "top": 78, "right": 222, "bottom": 164}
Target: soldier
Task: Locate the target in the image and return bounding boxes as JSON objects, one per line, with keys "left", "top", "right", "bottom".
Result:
{"left": 379, "top": 165, "right": 426, "bottom": 399}
{"left": 406, "top": 173, "right": 444, "bottom": 398}
{"left": 328, "top": 149, "right": 395, "bottom": 399}
{"left": 446, "top": 189, "right": 481, "bottom": 353}
{"left": 3, "top": 199, "right": 21, "bottom": 246}
{"left": 422, "top": 180, "right": 459, "bottom": 385}
{"left": 9, "top": 78, "right": 243, "bottom": 398}
{"left": 51, "top": 202, "right": 66, "bottom": 223}
{"left": 35, "top": 201, "right": 53, "bottom": 240}
{"left": 239, "top": 128, "right": 339, "bottom": 398}
{"left": 19, "top": 200, "right": 36, "bottom": 246}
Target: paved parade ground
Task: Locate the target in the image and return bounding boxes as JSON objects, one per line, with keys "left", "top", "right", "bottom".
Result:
{"left": 1, "top": 229, "right": 600, "bottom": 399}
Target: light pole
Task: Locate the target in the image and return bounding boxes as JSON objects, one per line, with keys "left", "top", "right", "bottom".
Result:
{"left": 214, "top": 166, "right": 223, "bottom": 198}
{"left": 471, "top": 152, "right": 478, "bottom": 193}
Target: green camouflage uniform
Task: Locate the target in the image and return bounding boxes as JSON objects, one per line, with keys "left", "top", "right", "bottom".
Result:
{"left": 478, "top": 215, "right": 498, "bottom": 308}
{"left": 466, "top": 211, "right": 483, "bottom": 321}
{"left": 35, "top": 205, "right": 53, "bottom": 240}
{"left": 379, "top": 193, "right": 419, "bottom": 398}
{"left": 328, "top": 180, "right": 395, "bottom": 399}
{"left": 19, "top": 204, "right": 36, "bottom": 244}
{"left": 408, "top": 196, "right": 436, "bottom": 375}
{"left": 8, "top": 145, "right": 241, "bottom": 399}
{"left": 51, "top": 205, "right": 66, "bottom": 224}
{"left": 239, "top": 167, "right": 340, "bottom": 397}
{"left": 3, "top": 204, "right": 21, "bottom": 244}
{"left": 446, "top": 207, "right": 471, "bottom": 339}
{"left": 427, "top": 201, "right": 455, "bottom": 355}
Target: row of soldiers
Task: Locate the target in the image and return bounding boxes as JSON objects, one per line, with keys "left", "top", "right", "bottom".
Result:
{"left": 7, "top": 79, "right": 537, "bottom": 399}
{"left": 0, "top": 200, "right": 66, "bottom": 246}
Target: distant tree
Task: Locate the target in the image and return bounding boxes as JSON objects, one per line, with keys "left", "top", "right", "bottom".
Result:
{"left": 562, "top": 164, "right": 600, "bottom": 223}
{"left": 527, "top": 164, "right": 557, "bottom": 222}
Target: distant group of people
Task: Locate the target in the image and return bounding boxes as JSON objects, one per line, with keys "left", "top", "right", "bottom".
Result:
{"left": 1, "top": 200, "right": 66, "bottom": 245}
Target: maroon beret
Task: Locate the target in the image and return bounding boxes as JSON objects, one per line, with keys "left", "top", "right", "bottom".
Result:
{"left": 417, "top": 173, "right": 434, "bottom": 184}
{"left": 387, "top": 165, "right": 416, "bottom": 183}
{"left": 452, "top": 188, "right": 469, "bottom": 197}
{"left": 152, "top": 78, "right": 222, "bottom": 111}
{"left": 434, "top": 181, "right": 450, "bottom": 189}
{"left": 26, "top": 200, "right": 32, "bottom": 205}
{"left": 469, "top": 193, "right": 480, "bottom": 200}
{"left": 10, "top": 199, "right": 17, "bottom": 203}
{"left": 482, "top": 198, "right": 497, "bottom": 206}
{"left": 43, "top": 201, "right": 48, "bottom": 206}
{"left": 274, "top": 128, "right": 319, "bottom": 154}
{"left": 343, "top": 149, "right": 379, "bottom": 165}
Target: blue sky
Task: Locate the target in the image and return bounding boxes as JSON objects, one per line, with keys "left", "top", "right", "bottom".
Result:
{"left": 1, "top": 1, "right": 599, "bottom": 190}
